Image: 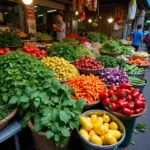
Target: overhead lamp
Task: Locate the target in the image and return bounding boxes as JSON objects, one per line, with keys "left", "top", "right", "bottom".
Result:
{"left": 75, "top": 11, "right": 79, "bottom": 15}
{"left": 38, "top": 14, "right": 43, "bottom": 17}
{"left": 108, "top": 18, "right": 113, "bottom": 23}
{"left": 34, "top": 6, "right": 37, "bottom": 8}
{"left": 88, "top": 18, "right": 92, "bottom": 23}
{"left": 78, "top": 19, "right": 81, "bottom": 22}
{"left": 22, "top": 0, "right": 33, "bottom": 5}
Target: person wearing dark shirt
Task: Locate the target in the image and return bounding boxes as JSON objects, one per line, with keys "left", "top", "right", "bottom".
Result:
{"left": 132, "top": 24, "right": 143, "bottom": 51}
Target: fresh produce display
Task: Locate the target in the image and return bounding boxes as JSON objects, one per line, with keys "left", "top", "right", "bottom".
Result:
{"left": 75, "top": 44, "right": 95, "bottom": 59}
{"left": 0, "top": 30, "right": 22, "bottom": 46}
{"left": 96, "top": 55, "right": 118, "bottom": 68}
{"left": 66, "top": 33, "right": 79, "bottom": 39}
{"left": 17, "top": 31, "right": 28, "bottom": 38}
{"left": 116, "top": 58, "right": 126, "bottom": 69}
{"left": 102, "top": 40, "right": 133, "bottom": 55}
{"left": 41, "top": 57, "right": 79, "bottom": 81}
{"left": 129, "top": 59, "right": 149, "bottom": 66}
{"left": 134, "top": 52, "right": 149, "bottom": 57}
{"left": 63, "top": 38, "right": 79, "bottom": 43}
{"left": 65, "top": 74, "right": 106, "bottom": 104}
{"left": 74, "top": 56, "right": 104, "bottom": 69}
{"left": 124, "top": 64, "right": 144, "bottom": 74}
{"left": 79, "top": 113, "right": 123, "bottom": 145}
{"left": 0, "top": 47, "right": 10, "bottom": 55}
{"left": 98, "top": 68, "right": 128, "bottom": 86}
{"left": 77, "top": 36, "right": 88, "bottom": 43}
{"left": 36, "top": 32, "right": 52, "bottom": 40}
{"left": 87, "top": 32, "right": 106, "bottom": 43}
{"left": 47, "top": 42, "right": 78, "bottom": 61}
{"left": 102, "top": 40, "right": 122, "bottom": 53}
{"left": 0, "top": 101, "right": 13, "bottom": 120}
{"left": 0, "top": 52, "right": 84, "bottom": 146}
{"left": 102, "top": 83, "right": 146, "bottom": 116}
{"left": 120, "top": 46, "right": 133, "bottom": 56}
{"left": 22, "top": 45, "right": 47, "bottom": 58}
{"left": 129, "top": 77, "right": 146, "bottom": 85}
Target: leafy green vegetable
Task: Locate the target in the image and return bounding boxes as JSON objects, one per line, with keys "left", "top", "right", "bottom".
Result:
{"left": 96, "top": 55, "right": 118, "bottom": 68}
{"left": 0, "top": 52, "right": 84, "bottom": 146}
{"left": 87, "top": 32, "right": 106, "bottom": 43}
{"left": 47, "top": 42, "right": 78, "bottom": 61}
{"left": 116, "top": 58, "right": 126, "bottom": 69}
{"left": 36, "top": 32, "right": 52, "bottom": 40}
{"left": 63, "top": 38, "right": 78, "bottom": 43}
{"left": 102, "top": 40, "right": 133, "bottom": 55}
{"left": 0, "top": 100, "right": 12, "bottom": 120}
{"left": 136, "top": 122, "right": 148, "bottom": 132}
{"left": 0, "top": 30, "right": 22, "bottom": 46}
{"left": 75, "top": 44, "right": 95, "bottom": 59}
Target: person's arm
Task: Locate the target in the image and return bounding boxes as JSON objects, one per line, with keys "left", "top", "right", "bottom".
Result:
{"left": 53, "top": 23, "right": 66, "bottom": 32}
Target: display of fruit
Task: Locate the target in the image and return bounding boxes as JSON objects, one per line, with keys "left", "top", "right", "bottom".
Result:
{"left": 79, "top": 114, "right": 122, "bottom": 145}
{"left": 74, "top": 56, "right": 104, "bottom": 69}
{"left": 134, "top": 52, "right": 149, "bottom": 57}
{"left": 101, "top": 83, "right": 146, "bottom": 116}
{"left": 17, "top": 31, "right": 28, "bottom": 38}
{"left": 0, "top": 47, "right": 10, "bottom": 55}
{"left": 36, "top": 32, "right": 52, "bottom": 40}
{"left": 22, "top": 45, "right": 47, "bottom": 58}
{"left": 41, "top": 57, "right": 79, "bottom": 81}
{"left": 129, "top": 59, "right": 149, "bottom": 66}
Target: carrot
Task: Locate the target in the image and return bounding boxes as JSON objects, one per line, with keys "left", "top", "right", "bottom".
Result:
{"left": 65, "top": 74, "right": 106, "bottom": 104}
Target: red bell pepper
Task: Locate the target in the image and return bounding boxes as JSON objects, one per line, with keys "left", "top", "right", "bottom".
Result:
{"left": 123, "top": 89, "right": 131, "bottom": 95}
{"left": 122, "top": 108, "right": 134, "bottom": 115}
{"left": 116, "top": 89, "right": 126, "bottom": 97}
{"left": 118, "top": 101, "right": 128, "bottom": 109}
{"left": 127, "top": 95, "right": 133, "bottom": 101}
{"left": 108, "top": 89, "right": 114, "bottom": 96}
{"left": 103, "top": 98, "right": 111, "bottom": 107}
{"left": 132, "top": 91, "right": 140, "bottom": 98}
{"left": 110, "top": 95, "right": 118, "bottom": 103}
{"left": 119, "top": 83, "right": 132, "bottom": 89}
{"left": 128, "top": 102, "right": 135, "bottom": 109}
{"left": 100, "top": 91, "right": 109, "bottom": 98}
{"left": 135, "top": 100, "right": 145, "bottom": 108}
{"left": 135, "top": 108, "right": 144, "bottom": 114}
{"left": 109, "top": 102, "right": 118, "bottom": 111}
{"left": 110, "top": 84, "right": 117, "bottom": 91}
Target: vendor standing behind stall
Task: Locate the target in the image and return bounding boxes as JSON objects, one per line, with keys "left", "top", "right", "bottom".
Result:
{"left": 53, "top": 13, "right": 66, "bottom": 41}
{"left": 132, "top": 24, "right": 143, "bottom": 51}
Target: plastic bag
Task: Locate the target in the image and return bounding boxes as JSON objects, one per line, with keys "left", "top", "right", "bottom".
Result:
{"left": 128, "top": 0, "right": 137, "bottom": 20}
{"left": 113, "top": 23, "right": 120, "bottom": 30}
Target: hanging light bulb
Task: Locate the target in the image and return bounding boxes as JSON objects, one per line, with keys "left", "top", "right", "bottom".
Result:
{"left": 88, "top": 18, "right": 92, "bottom": 23}
{"left": 22, "top": 0, "right": 33, "bottom": 5}
{"left": 75, "top": 11, "right": 79, "bottom": 15}
{"left": 108, "top": 17, "right": 114, "bottom": 23}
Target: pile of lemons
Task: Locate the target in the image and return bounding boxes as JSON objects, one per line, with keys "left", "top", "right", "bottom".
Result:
{"left": 41, "top": 57, "right": 79, "bottom": 81}
{"left": 79, "top": 114, "right": 122, "bottom": 146}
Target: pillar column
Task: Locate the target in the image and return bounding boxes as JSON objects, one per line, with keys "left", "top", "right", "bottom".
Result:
{"left": 136, "top": 10, "right": 146, "bottom": 29}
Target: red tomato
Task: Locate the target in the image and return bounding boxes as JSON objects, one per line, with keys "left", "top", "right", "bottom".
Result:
{"left": 32, "top": 53, "right": 37, "bottom": 58}
{"left": 0, "top": 50, "right": 5, "bottom": 55}
{"left": 4, "top": 48, "right": 10, "bottom": 53}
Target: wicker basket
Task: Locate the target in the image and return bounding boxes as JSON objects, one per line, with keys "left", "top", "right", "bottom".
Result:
{"left": 0, "top": 108, "right": 17, "bottom": 130}
{"left": 100, "top": 51, "right": 121, "bottom": 57}
{"left": 38, "top": 40, "right": 53, "bottom": 43}
{"left": 104, "top": 105, "right": 147, "bottom": 120}
{"left": 28, "top": 120, "right": 69, "bottom": 150}
{"left": 76, "top": 67, "right": 104, "bottom": 75}
{"left": 84, "top": 100, "right": 100, "bottom": 109}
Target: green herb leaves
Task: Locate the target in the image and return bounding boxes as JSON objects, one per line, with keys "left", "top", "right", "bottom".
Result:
{"left": 0, "top": 51, "right": 84, "bottom": 147}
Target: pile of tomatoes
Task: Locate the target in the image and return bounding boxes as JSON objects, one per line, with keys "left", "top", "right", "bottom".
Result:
{"left": 74, "top": 56, "right": 104, "bottom": 69}
{"left": 22, "top": 45, "right": 47, "bottom": 58}
{"left": 101, "top": 83, "right": 146, "bottom": 116}
{"left": 0, "top": 48, "right": 10, "bottom": 55}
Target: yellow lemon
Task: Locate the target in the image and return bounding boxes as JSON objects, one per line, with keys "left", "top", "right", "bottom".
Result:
{"left": 89, "top": 130, "right": 96, "bottom": 138}
{"left": 90, "top": 134, "right": 103, "bottom": 145}
{"left": 104, "top": 133, "right": 117, "bottom": 145}
{"left": 100, "top": 135, "right": 106, "bottom": 145}
{"left": 91, "top": 115, "right": 98, "bottom": 124}
{"left": 108, "top": 130, "right": 122, "bottom": 140}
{"left": 94, "top": 124, "right": 107, "bottom": 136}
{"left": 103, "top": 114, "right": 110, "bottom": 123}
{"left": 109, "top": 122, "right": 118, "bottom": 130}
{"left": 87, "top": 117, "right": 91, "bottom": 122}
{"left": 80, "top": 129, "right": 89, "bottom": 141}
{"left": 103, "top": 123, "right": 109, "bottom": 133}
{"left": 96, "top": 117, "right": 103, "bottom": 125}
